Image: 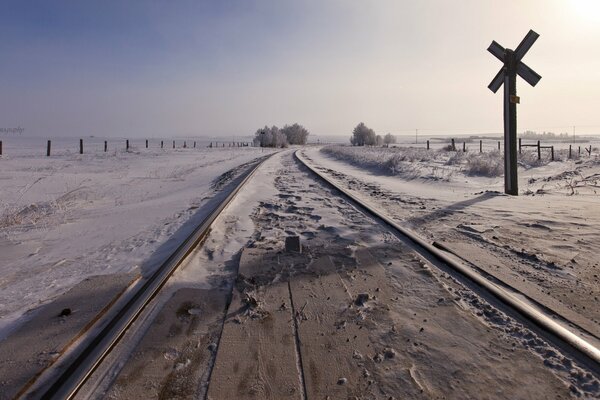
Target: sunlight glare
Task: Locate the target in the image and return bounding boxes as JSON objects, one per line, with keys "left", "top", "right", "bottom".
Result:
{"left": 571, "top": 0, "right": 600, "bottom": 23}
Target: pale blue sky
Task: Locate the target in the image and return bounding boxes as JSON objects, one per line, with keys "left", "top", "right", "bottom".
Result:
{"left": 1, "top": 1, "right": 599, "bottom": 138}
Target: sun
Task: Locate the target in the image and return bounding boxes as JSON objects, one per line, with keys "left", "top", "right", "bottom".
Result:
{"left": 571, "top": 0, "right": 600, "bottom": 22}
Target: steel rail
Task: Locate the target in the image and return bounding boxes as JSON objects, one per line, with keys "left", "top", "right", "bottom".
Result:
{"left": 294, "top": 150, "right": 600, "bottom": 369}
{"left": 32, "top": 155, "right": 272, "bottom": 400}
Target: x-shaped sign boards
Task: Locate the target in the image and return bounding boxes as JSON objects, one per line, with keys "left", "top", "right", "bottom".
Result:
{"left": 488, "top": 30, "right": 542, "bottom": 93}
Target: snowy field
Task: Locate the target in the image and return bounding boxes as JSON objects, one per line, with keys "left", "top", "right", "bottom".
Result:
{"left": 321, "top": 142, "right": 600, "bottom": 189}
{"left": 0, "top": 136, "right": 274, "bottom": 336}
{"left": 306, "top": 146, "right": 600, "bottom": 337}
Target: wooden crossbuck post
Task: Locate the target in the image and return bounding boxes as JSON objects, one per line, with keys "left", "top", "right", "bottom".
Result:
{"left": 488, "top": 30, "right": 542, "bottom": 195}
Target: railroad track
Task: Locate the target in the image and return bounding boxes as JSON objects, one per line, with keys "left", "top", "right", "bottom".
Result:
{"left": 16, "top": 149, "right": 599, "bottom": 399}
{"left": 18, "top": 155, "right": 272, "bottom": 400}
{"left": 294, "top": 150, "right": 600, "bottom": 372}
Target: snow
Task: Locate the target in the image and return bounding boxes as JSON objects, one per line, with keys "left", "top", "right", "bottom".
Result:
{"left": 4, "top": 146, "right": 596, "bottom": 398}
{"left": 0, "top": 136, "right": 275, "bottom": 336}
{"left": 303, "top": 146, "right": 600, "bottom": 335}
{"left": 169, "top": 151, "right": 283, "bottom": 291}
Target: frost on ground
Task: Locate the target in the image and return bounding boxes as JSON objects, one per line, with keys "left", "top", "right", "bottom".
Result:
{"left": 108, "top": 151, "right": 600, "bottom": 399}
{"left": 307, "top": 146, "right": 600, "bottom": 341}
{"left": 321, "top": 144, "right": 589, "bottom": 181}
{"left": 0, "top": 139, "right": 275, "bottom": 335}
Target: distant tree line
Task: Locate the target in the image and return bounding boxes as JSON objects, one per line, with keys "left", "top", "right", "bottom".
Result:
{"left": 521, "top": 130, "right": 570, "bottom": 140}
{"left": 253, "top": 123, "right": 310, "bottom": 148}
{"left": 350, "top": 122, "right": 396, "bottom": 146}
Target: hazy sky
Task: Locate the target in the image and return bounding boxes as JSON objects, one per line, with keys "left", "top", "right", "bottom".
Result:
{"left": 1, "top": 0, "right": 599, "bottom": 138}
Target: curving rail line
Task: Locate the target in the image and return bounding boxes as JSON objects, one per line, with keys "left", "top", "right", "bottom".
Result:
{"left": 294, "top": 150, "right": 600, "bottom": 371}
{"left": 23, "top": 155, "right": 273, "bottom": 400}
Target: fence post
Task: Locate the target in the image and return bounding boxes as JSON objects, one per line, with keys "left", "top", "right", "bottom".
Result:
{"left": 498, "top": 141, "right": 501, "bottom": 150}
{"left": 451, "top": 138, "right": 455, "bottom": 151}
{"left": 480, "top": 140, "right": 482, "bottom": 153}
{"left": 161, "top": 140, "right": 163, "bottom": 149}
{"left": 104, "top": 141, "right": 107, "bottom": 152}
{"left": 551, "top": 146, "right": 554, "bottom": 161}
{"left": 537, "top": 140, "right": 541, "bottom": 160}
{"left": 184, "top": 141, "right": 187, "bottom": 148}
{"left": 80, "top": 139, "right": 83, "bottom": 154}
{"left": 126, "top": 140, "right": 129, "bottom": 150}
{"left": 569, "top": 145, "right": 572, "bottom": 159}
{"left": 173, "top": 140, "right": 175, "bottom": 149}
{"left": 426, "top": 140, "right": 430, "bottom": 150}
{"left": 146, "top": 139, "right": 148, "bottom": 148}
{"left": 518, "top": 138, "right": 522, "bottom": 154}
{"left": 579, "top": 146, "right": 581, "bottom": 155}
{"left": 194, "top": 141, "right": 196, "bottom": 148}
{"left": 463, "top": 142, "right": 466, "bottom": 152}
{"left": 0, "top": 140, "right": 2, "bottom": 156}
{"left": 47, "top": 140, "right": 51, "bottom": 156}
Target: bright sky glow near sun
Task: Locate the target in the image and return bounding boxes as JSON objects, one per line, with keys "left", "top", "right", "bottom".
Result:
{"left": 1, "top": 0, "right": 599, "bottom": 138}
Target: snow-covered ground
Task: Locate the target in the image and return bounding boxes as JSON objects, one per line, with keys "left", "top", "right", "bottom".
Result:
{"left": 97, "top": 150, "right": 598, "bottom": 398}
{"left": 0, "top": 136, "right": 275, "bottom": 336}
{"left": 304, "top": 146, "right": 600, "bottom": 337}
{"left": 2, "top": 146, "right": 597, "bottom": 398}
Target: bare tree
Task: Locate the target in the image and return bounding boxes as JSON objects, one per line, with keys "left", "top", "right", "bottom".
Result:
{"left": 350, "top": 122, "right": 377, "bottom": 146}
{"left": 281, "top": 123, "right": 310, "bottom": 145}
{"left": 383, "top": 133, "right": 397, "bottom": 146}
{"left": 253, "top": 126, "right": 288, "bottom": 148}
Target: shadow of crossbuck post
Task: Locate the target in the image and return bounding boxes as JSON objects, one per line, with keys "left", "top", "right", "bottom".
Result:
{"left": 488, "top": 30, "right": 542, "bottom": 196}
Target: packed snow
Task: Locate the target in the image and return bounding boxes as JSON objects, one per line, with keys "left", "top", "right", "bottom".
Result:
{"left": 0, "top": 136, "right": 274, "bottom": 336}
{"left": 303, "top": 144, "right": 600, "bottom": 335}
